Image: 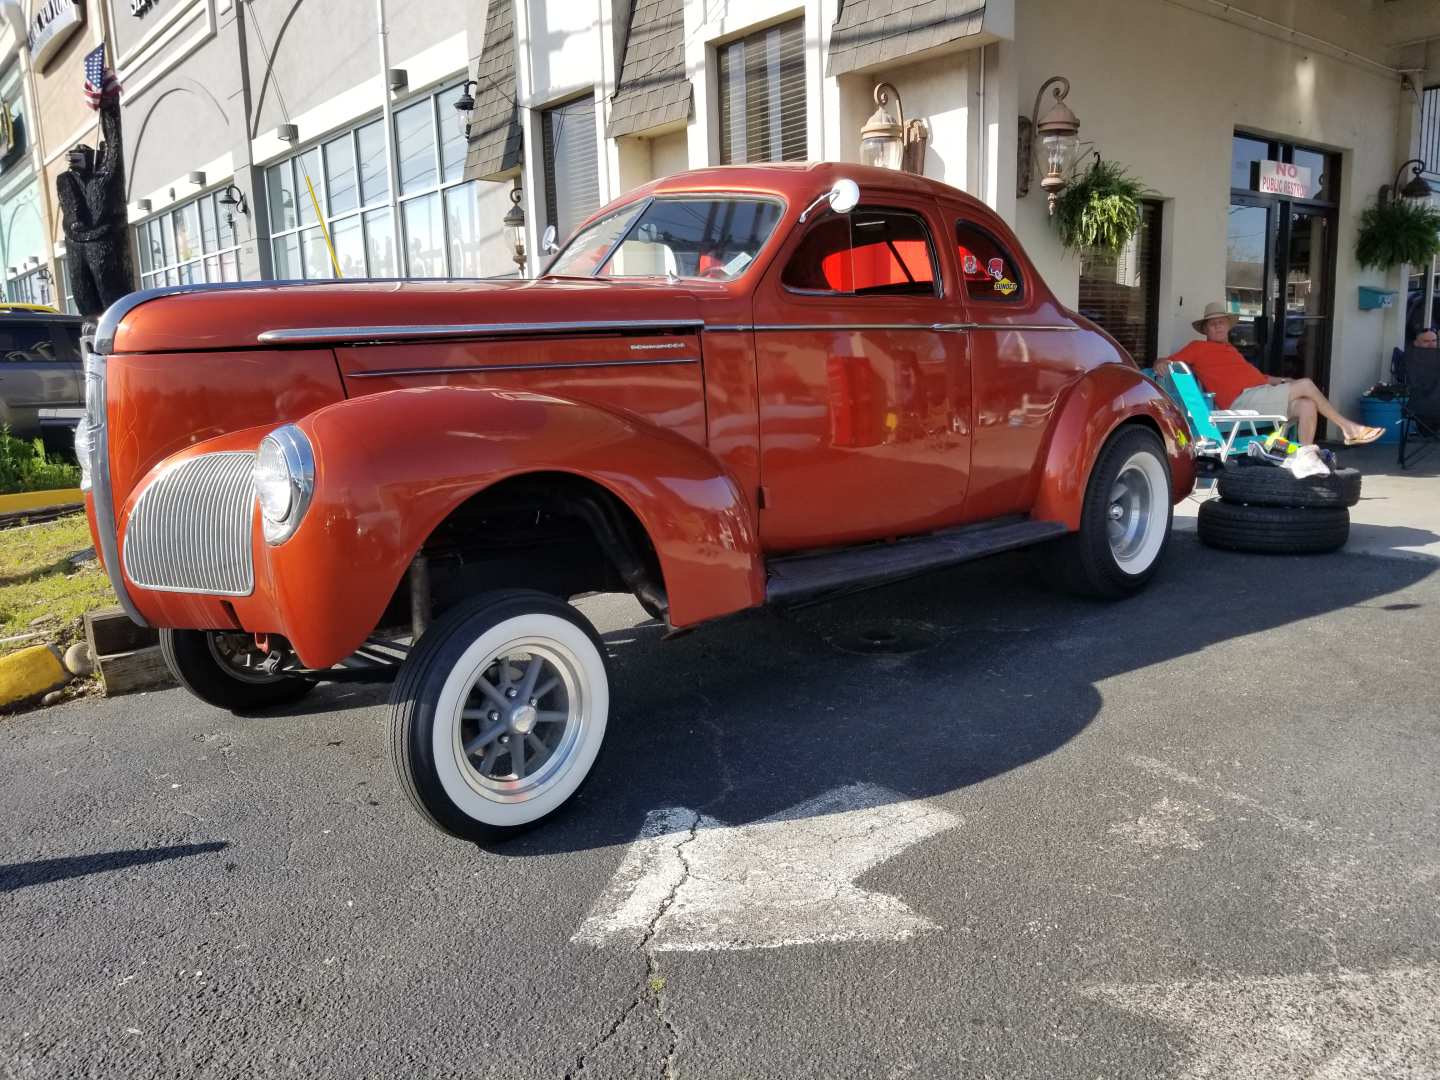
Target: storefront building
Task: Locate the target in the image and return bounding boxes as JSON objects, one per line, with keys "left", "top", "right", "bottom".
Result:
{"left": 5, "top": 0, "right": 1432, "bottom": 424}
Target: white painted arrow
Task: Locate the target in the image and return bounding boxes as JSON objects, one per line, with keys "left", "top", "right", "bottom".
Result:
{"left": 573, "top": 783, "right": 960, "bottom": 952}
{"left": 1085, "top": 967, "right": 1440, "bottom": 1079}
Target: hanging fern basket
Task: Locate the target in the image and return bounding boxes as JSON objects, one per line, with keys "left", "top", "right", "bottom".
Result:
{"left": 1355, "top": 198, "right": 1440, "bottom": 272}
{"left": 1052, "top": 159, "right": 1149, "bottom": 256}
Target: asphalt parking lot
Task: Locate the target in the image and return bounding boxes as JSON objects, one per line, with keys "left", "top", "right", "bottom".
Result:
{"left": 3, "top": 530, "right": 1438, "bottom": 1080}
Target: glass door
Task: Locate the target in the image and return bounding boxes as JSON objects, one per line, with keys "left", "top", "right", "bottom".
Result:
{"left": 1228, "top": 133, "right": 1339, "bottom": 389}
{"left": 1279, "top": 208, "right": 1330, "bottom": 383}
{"left": 1225, "top": 199, "right": 1274, "bottom": 368}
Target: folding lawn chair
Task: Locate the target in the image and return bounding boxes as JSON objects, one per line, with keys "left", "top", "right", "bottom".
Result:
{"left": 1154, "top": 360, "right": 1292, "bottom": 460}
{"left": 1398, "top": 346, "right": 1440, "bottom": 469}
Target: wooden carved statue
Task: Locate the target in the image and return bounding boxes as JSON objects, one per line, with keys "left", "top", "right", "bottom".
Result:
{"left": 56, "top": 93, "right": 135, "bottom": 317}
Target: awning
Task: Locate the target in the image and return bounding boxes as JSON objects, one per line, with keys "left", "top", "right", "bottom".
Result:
{"left": 606, "top": 0, "right": 692, "bottom": 140}
{"left": 828, "top": 0, "right": 988, "bottom": 76}
{"left": 462, "top": 0, "right": 524, "bottom": 183}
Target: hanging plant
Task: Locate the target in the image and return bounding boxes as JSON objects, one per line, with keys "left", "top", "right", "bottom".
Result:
{"left": 1355, "top": 197, "right": 1440, "bottom": 271}
{"left": 1052, "top": 158, "right": 1149, "bottom": 255}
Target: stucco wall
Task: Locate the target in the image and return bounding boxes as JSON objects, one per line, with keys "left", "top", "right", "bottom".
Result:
{"left": 1011, "top": 0, "right": 1408, "bottom": 413}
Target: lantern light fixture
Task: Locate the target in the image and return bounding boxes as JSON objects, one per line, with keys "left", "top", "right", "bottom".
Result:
{"left": 454, "top": 79, "right": 478, "bottom": 139}
{"left": 503, "top": 182, "right": 526, "bottom": 274}
{"left": 1381, "top": 158, "right": 1435, "bottom": 205}
{"left": 1018, "top": 76, "right": 1082, "bottom": 214}
{"left": 858, "top": 83, "right": 928, "bottom": 175}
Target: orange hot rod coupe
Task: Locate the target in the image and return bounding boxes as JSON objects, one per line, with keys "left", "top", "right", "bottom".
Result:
{"left": 80, "top": 163, "right": 1194, "bottom": 840}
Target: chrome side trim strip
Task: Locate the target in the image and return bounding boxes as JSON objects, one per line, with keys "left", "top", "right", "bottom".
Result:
{"left": 94, "top": 279, "right": 327, "bottom": 353}
{"left": 344, "top": 357, "right": 701, "bottom": 378}
{"left": 257, "top": 319, "right": 705, "bottom": 345}
{"left": 743, "top": 322, "right": 1078, "bottom": 333}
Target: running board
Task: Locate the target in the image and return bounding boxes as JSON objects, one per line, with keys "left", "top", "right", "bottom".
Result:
{"left": 765, "top": 518, "right": 1069, "bottom": 603}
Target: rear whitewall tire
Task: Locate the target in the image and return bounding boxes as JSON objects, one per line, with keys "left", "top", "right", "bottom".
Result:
{"left": 391, "top": 591, "right": 610, "bottom": 842}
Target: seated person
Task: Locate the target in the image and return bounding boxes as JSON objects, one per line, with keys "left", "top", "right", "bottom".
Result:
{"left": 1158, "top": 302, "right": 1383, "bottom": 446}
{"left": 1393, "top": 327, "right": 1438, "bottom": 384}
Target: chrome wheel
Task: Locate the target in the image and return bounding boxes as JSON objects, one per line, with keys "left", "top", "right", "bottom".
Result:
{"left": 415, "top": 598, "right": 610, "bottom": 834}
{"left": 206, "top": 632, "right": 283, "bottom": 684}
{"left": 1106, "top": 450, "right": 1168, "bottom": 574}
{"left": 452, "top": 640, "right": 584, "bottom": 801}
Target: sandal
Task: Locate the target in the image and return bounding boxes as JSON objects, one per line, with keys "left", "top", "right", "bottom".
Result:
{"left": 1343, "top": 426, "right": 1385, "bottom": 446}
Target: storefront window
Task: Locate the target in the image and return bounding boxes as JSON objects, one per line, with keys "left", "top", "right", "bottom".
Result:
{"left": 1078, "top": 201, "right": 1162, "bottom": 367}
{"left": 135, "top": 189, "right": 246, "bottom": 290}
{"left": 716, "top": 19, "right": 806, "bottom": 165}
{"left": 266, "top": 82, "right": 484, "bottom": 279}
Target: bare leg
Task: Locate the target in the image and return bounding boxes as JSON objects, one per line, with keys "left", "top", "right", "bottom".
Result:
{"left": 1290, "top": 397, "right": 1318, "bottom": 444}
{"left": 1286, "top": 379, "right": 1372, "bottom": 441}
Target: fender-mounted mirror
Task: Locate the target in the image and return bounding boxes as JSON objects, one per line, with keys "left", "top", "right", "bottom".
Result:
{"left": 798, "top": 178, "right": 862, "bottom": 223}
{"left": 541, "top": 224, "right": 559, "bottom": 254}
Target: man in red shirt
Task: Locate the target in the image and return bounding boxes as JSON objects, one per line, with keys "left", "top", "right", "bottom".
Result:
{"left": 1159, "top": 302, "right": 1382, "bottom": 445}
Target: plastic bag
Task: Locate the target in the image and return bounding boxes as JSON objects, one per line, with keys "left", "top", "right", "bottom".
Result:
{"left": 1282, "top": 444, "right": 1331, "bottom": 479}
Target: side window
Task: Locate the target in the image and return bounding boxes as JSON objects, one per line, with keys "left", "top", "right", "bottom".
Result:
{"left": 955, "top": 221, "right": 1023, "bottom": 302}
{"left": 782, "top": 208, "right": 939, "bottom": 297}
{"left": 0, "top": 324, "right": 57, "bottom": 364}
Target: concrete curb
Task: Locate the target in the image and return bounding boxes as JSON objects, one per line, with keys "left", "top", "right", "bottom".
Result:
{"left": 0, "top": 644, "right": 70, "bottom": 709}
{"left": 0, "top": 488, "right": 84, "bottom": 514}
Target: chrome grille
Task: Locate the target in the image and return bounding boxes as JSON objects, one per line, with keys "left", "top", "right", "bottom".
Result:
{"left": 123, "top": 452, "right": 257, "bottom": 596}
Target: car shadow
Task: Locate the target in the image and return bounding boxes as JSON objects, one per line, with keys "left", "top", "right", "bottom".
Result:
{"left": 0, "top": 841, "right": 228, "bottom": 892}
{"left": 493, "top": 531, "right": 1436, "bottom": 857}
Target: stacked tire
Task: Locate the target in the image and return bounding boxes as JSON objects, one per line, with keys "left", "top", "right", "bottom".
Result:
{"left": 1197, "top": 460, "right": 1361, "bottom": 554}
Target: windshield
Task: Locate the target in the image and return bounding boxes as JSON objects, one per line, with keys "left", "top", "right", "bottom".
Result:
{"left": 546, "top": 197, "right": 783, "bottom": 282}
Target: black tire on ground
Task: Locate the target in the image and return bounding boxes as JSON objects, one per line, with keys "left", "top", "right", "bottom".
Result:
{"left": 1216, "top": 462, "right": 1361, "bottom": 508}
{"left": 1197, "top": 499, "right": 1349, "bottom": 554}
{"left": 390, "top": 589, "right": 610, "bottom": 844}
{"left": 159, "top": 629, "right": 316, "bottom": 712}
{"left": 1039, "top": 425, "right": 1174, "bottom": 599}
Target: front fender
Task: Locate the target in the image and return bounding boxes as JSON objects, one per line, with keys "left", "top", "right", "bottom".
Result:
{"left": 1031, "top": 365, "right": 1195, "bottom": 530}
{"left": 267, "top": 386, "right": 762, "bottom": 667}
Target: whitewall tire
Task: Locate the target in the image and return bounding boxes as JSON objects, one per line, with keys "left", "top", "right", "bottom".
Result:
{"left": 390, "top": 590, "right": 610, "bottom": 842}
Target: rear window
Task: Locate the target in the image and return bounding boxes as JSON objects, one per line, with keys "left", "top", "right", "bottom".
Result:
{"left": 782, "top": 208, "right": 938, "bottom": 297}
{"left": 955, "top": 221, "right": 1023, "bottom": 302}
{"left": 0, "top": 324, "right": 57, "bottom": 363}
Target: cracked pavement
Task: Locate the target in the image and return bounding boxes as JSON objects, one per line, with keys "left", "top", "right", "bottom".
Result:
{"left": 2, "top": 532, "right": 1439, "bottom": 1079}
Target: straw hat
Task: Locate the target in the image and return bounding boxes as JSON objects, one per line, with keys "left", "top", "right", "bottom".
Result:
{"left": 1192, "top": 302, "right": 1238, "bottom": 334}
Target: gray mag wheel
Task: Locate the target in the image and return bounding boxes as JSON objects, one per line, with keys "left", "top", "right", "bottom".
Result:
{"left": 1039, "top": 426, "right": 1173, "bottom": 598}
{"left": 390, "top": 590, "right": 610, "bottom": 842}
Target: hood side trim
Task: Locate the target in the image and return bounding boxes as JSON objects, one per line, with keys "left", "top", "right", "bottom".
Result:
{"left": 257, "top": 319, "right": 706, "bottom": 346}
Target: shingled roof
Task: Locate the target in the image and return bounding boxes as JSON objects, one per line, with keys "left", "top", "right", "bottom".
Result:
{"left": 606, "top": 0, "right": 691, "bottom": 139}
{"left": 463, "top": 0, "right": 524, "bottom": 182}
{"left": 828, "top": 0, "right": 987, "bottom": 76}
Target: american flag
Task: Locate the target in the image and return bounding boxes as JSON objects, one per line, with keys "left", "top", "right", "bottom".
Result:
{"left": 83, "top": 44, "right": 120, "bottom": 110}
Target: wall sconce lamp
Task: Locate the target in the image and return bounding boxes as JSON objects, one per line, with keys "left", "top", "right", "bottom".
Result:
{"left": 1381, "top": 159, "right": 1434, "bottom": 204}
{"left": 277, "top": 123, "right": 299, "bottom": 143}
{"left": 502, "top": 182, "right": 526, "bottom": 274}
{"left": 136, "top": 198, "right": 152, "bottom": 213}
{"left": 859, "top": 83, "right": 928, "bottom": 174}
{"left": 453, "top": 79, "right": 478, "bottom": 140}
{"left": 1017, "top": 76, "right": 1082, "bottom": 214}
{"left": 188, "top": 170, "right": 206, "bottom": 186}
{"left": 36, "top": 264, "right": 51, "bottom": 284}
{"left": 387, "top": 68, "right": 408, "bottom": 94}
{"left": 218, "top": 183, "right": 249, "bottom": 231}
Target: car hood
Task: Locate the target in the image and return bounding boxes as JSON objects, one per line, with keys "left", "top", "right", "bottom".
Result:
{"left": 104, "top": 278, "right": 709, "bottom": 354}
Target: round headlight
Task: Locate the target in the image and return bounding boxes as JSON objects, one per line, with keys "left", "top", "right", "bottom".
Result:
{"left": 253, "top": 437, "right": 294, "bottom": 522}
{"left": 252, "top": 425, "right": 315, "bottom": 544}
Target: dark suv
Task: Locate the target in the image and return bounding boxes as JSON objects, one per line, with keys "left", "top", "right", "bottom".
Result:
{"left": 0, "top": 305, "right": 84, "bottom": 441}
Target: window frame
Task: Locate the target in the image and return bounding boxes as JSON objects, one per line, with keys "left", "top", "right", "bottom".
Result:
{"left": 265, "top": 79, "right": 485, "bottom": 281}
{"left": 133, "top": 188, "right": 246, "bottom": 290}
{"left": 953, "top": 218, "right": 1025, "bottom": 305}
{"left": 542, "top": 93, "right": 602, "bottom": 245}
{"left": 781, "top": 205, "right": 945, "bottom": 300}
{"left": 1077, "top": 198, "right": 1163, "bottom": 366}
{"left": 715, "top": 17, "right": 808, "bottom": 166}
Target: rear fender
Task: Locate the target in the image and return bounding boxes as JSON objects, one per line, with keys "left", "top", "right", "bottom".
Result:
{"left": 271, "top": 386, "right": 762, "bottom": 667}
{"left": 1031, "top": 365, "right": 1196, "bottom": 530}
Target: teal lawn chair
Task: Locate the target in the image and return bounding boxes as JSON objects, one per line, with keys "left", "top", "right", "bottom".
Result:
{"left": 1152, "top": 360, "right": 1292, "bottom": 459}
